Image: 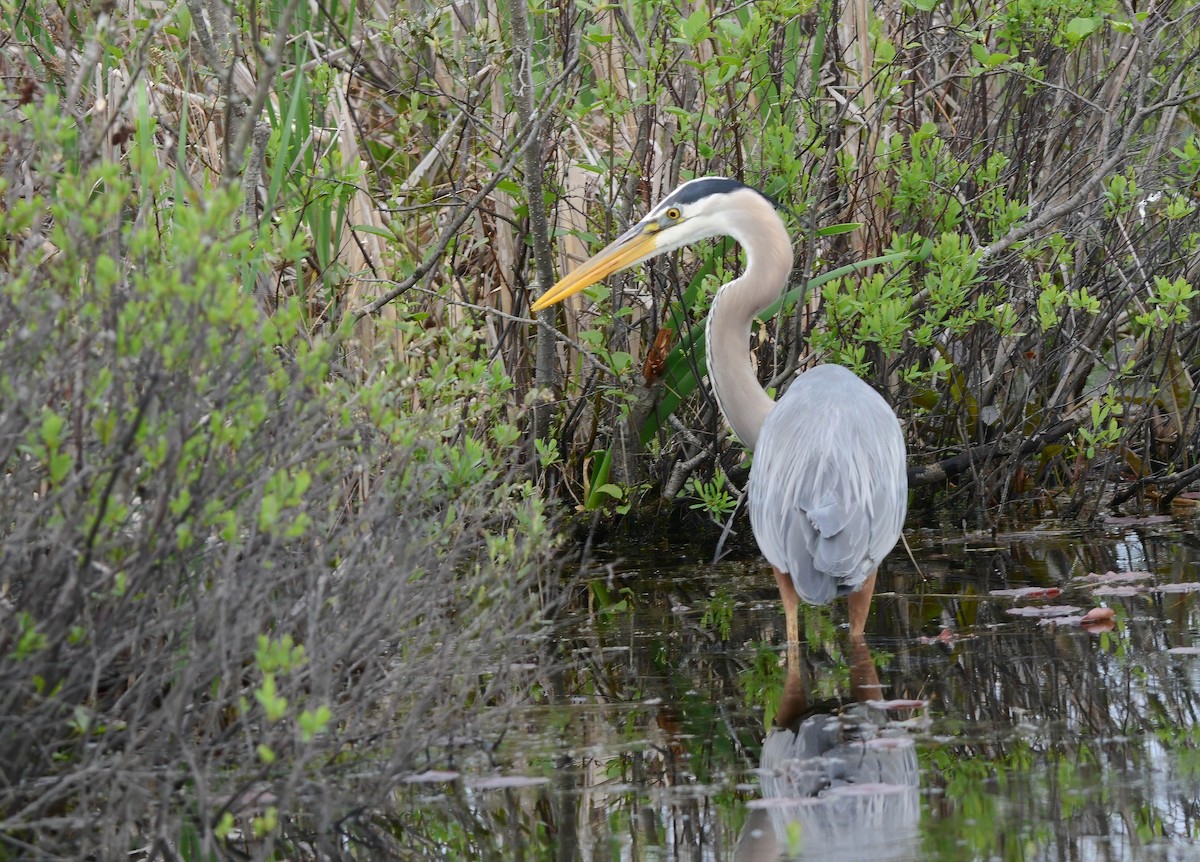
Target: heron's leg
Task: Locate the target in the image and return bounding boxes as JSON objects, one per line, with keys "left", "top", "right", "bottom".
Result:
{"left": 848, "top": 570, "right": 877, "bottom": 638}
{"left": 773, "top": 566, "right": 801, "bottom": 646}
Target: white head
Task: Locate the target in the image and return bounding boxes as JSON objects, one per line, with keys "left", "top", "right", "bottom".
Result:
{"left": 531, "top": 177, "right": 789, "bottom": 311}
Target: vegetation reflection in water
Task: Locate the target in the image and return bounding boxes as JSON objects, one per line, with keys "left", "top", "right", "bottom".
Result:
{"left": 398, "top": 519, "right": 1200, "bottom": 860}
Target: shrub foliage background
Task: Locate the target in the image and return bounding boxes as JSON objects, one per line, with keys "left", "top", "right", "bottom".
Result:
{"left": 3, "top": 0, "right": 1195, "bottom": 520}
{"left": 0, "top": 42, "right": 554, "bottom": 861}
{"left": 1, "top": 0, "right": 1199, "bottom": 856}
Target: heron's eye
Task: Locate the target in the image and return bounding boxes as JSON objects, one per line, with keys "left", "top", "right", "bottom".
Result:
{"left": 665, "top": 207, "right": 681, "bottom": 221}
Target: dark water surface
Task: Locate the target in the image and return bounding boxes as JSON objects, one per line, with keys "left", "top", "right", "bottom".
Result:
{"left": 402, "top": 518, "right": 1200, "bottom": 860}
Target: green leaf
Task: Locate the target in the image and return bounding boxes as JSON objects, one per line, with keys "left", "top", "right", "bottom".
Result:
{"left": 293, "top": 469, "right": 312, "bottom": 497}
{"left": 298, "top": 705, "right": 333, "bottom": 742}
{"left": 495, "top": 178, "right": 522, "bottom": 196}
{"left": 254, "top": 674, "right": 289, "bottom": 722}
{"left": 259, "top": 493, "right": 280, "bottom": 529}
{"left": 609, "top": 351, "right": 633, "bottom": 374}
{"left": 40, "top": 409, "right": 65, "bottom": 449}
{"left": 215, "top": 812, "right": 236, "bottom": 839}
{"left": 594, "top": 483, "right": 623, "bottom": 500}
{"left": 351, "top": 224, "right": 396, "bottom": 240}
{"left": 584, "top": 450, "right": 614, "bottom": 510}
{"left": 679, "top": 8, "right": 712, "bottom": 44}
{"left": 1064, "top": 16, "right": 1101, "bottom": 43}
{"left": 815, "top": 222, "right": 863, "bottom": 237}
{"left": 49, "top": 452, "right": 72, "bottom": 484}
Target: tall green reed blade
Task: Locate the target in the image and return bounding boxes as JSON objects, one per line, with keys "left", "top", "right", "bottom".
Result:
{"left": 584, "top": 448, "right": 623, "bottom": 510}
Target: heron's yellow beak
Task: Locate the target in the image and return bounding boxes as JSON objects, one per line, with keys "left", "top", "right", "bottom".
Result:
{"left": 531, "top": 225, "right": 659, "bottom": 312}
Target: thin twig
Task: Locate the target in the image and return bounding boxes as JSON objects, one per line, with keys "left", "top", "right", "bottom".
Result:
{"left": 222, "top": 0, "right": 302, "bottom": 186}
{"left": 352, "top": 64, "right": 577, "bottom": 320}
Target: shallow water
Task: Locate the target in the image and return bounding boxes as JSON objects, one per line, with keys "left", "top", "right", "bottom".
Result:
{"left": 400, "top": 517, "right": 1200, "bottom": 860}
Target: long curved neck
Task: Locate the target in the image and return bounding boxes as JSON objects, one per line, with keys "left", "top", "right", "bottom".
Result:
{"left": 704, "top": 198, "right": 793, "bottom": 451}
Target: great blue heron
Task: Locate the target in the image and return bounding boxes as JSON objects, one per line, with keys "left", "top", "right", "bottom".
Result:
{"left": 532, "top": 177, "right": 907, "bottom": 641}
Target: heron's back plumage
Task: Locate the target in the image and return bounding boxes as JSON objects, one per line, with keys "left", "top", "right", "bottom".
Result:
{"left": 748, "top": 365, "right": 907, "bottom": 605}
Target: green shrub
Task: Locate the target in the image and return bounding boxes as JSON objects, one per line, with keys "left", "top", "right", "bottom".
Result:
{"left": 0, "top": 87, "right": 554, "bottom": 860}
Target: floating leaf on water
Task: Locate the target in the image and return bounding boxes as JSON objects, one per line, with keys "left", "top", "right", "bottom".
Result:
{"left": 990, "top": 587, "right": 1062, "bottom": 599}
{"left": 1037, "top": 607, "right": 1116, "bottom": 631}
{"left": 1156, "top": 582, "right": 1200, "bottom": 593}
{"left": 1092, "top": 585, "right": 1141, "bottom": 597}
{"left": 1006, "top": 605, "right": 1082, "bottom": 617}
{"left": 467, "top": 775, "right": 550, "bottom": 790}
{"left": 402, "top": 770, "right": 461, "bottom": 784}
{"left": 1166, "top": 647, "right": 1200, "bottom": 655}
{"left": 1080, "top": 571, "right": 1153, "bottom": 584}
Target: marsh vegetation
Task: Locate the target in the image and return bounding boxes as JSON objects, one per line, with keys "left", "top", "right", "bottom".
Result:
{"left": 2, "top": 0, "right": 1200, "bottom": 857}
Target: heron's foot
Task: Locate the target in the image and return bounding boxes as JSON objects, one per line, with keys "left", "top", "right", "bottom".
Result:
{"left": 848, "top": 570, "right": 877, "bottom": 638}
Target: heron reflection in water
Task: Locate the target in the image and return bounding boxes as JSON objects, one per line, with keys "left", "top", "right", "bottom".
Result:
{"left": 735, "top": 637, "right": 922, "bottom": 862}
{"left": 532, "top": 178, "right": 907, "bottom": 642}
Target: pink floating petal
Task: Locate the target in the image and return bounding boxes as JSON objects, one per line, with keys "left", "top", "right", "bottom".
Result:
{"left": 1082, "top": 607, "right": 1115, "bottom": 623}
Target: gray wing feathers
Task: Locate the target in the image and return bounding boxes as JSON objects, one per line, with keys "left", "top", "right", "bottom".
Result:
{"left": 748, "top": 365, "right": 907, "bottom": 605}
